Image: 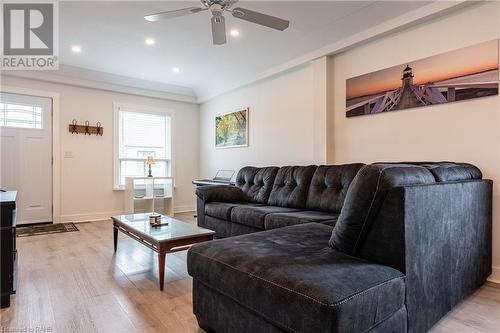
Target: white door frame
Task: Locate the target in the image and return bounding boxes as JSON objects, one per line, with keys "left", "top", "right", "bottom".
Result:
{"left": 1, "top": 85, "right": 61, "bottom": 223}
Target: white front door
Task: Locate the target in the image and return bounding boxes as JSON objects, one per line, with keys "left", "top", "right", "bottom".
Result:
{"left": 0, "top": 92, "right": 53, "bottom": 224}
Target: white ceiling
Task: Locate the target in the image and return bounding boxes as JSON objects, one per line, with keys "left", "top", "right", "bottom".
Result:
{"left": 56, "top": 1, "right": 434, "bottom": 101}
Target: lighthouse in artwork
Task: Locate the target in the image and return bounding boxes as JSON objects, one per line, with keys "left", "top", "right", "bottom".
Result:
{"left": 395, "top": 65, "right": 422, "bottom": 110}
{"left": 402, "top": 65, "right": 414, "bottom": 87}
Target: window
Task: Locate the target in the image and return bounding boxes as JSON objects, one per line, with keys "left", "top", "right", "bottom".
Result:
{"left": 114, "top": 104, "right": 172, "bottom": 188}
{"left": 0, "top": 102, "right": 43, "bottom": 129}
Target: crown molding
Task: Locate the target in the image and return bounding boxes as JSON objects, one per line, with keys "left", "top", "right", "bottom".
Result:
{"left": 196, "top": 0, "right": 473, "bottom": 103}
{"left": 3, "top": 64, "right": 198, "bottom": 104}
{"left": 1, "top": 1, "right": 474, "bottom": 105}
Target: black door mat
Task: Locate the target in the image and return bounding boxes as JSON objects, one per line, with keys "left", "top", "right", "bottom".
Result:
{"left": 16, "top": 223, "right": 79, "bottom": 237}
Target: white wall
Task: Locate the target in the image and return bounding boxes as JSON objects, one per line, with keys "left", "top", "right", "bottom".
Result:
{"left": 1, "top": 75, "right": 199, "bottom": 221}
{"left": 198, "top": 2, "right": 500, "bottom": 282}
{"left": 199, "top": 62, "right": 328, "bottom": 179}
{"left": 330, "top": 2, "right": 500, "bottom": 281}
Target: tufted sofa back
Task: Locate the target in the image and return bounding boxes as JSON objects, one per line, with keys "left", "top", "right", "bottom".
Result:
{"left": 399, "top": 162, "right": 482, "bottom": 182}
{"left": 329, "top": 162, "right": 484, "bottom": 256}
{"left": 305, "top": 164, "right": 365, "bottom": 213}
{"left": 268, "top": 166, "right": 317, "bottom": 209}
{"left": 329, "top": 164, "right": 436, "bottom": 255}
{"left": 236, "top": 166, "right": 279, "bottom": 204}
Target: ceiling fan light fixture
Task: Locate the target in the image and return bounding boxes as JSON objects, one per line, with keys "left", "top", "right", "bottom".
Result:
{"left": 144, "top": 0, "right": 289, "bottom": 45}
{"left": 232, "top": 9, "right": 244, "bottom": 18}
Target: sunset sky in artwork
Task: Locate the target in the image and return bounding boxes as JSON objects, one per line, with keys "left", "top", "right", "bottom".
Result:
{"left": 346, "top": 40, "right": 499, "bottom": 100}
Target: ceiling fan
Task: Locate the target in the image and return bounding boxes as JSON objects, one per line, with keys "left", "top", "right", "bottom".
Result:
{"left": 144, "top": 0, "right": 290, "bottom": 45}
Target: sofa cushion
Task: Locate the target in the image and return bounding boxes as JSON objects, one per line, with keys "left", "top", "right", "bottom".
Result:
{"left": 375, "top": 162, "right": 483, "bottom": 182}
{"left": 268, "top": 165, "right": 317, "bottom": 209}
{"left": 306, "top": 164, "right": 365, "bottom": 213}
{"left": 418, "top": 162, "right": 482, "bottom": 182}
{"left": 264, "top": 211, "right": 339, "bottom": 230}
{"left": 230, "top": 205, "right": 300, "bottom": 229}
{"left": 330, "top": 163, "right": 436, "bottom": 255}
{"left": 188, "top": 223, "right": 405, "bottom": 333}
{"left": 236, "top": 166, "right": 279, "bottom": 204}
{"left": 203, "top": 216, "right": 263, "bottom": 238}
{"left": 205, "top": 202, "right": 263, "bottom": 220}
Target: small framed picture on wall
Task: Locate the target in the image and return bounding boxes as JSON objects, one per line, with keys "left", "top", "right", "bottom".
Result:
{"left": 215, "top": 107, "right": 249, "bottom": 149}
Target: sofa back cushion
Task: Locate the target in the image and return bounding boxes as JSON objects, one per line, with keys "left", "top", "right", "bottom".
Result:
{"left": 414, "top": 162, "right": 482, "bottom": 182}
{"left": 268, "top": 166, "right": 317, "bottom": 209}
{"left": 375, "top": 161, "right": 483, "bottom": 182}
{"left": 329, "top": 164, "right": 436, "bottom": 255}
{"left": 305, "top": 164, "right": 365, "bottom": 213}
{"left": 236, "top": 166, "right": 279, "bottom": 204}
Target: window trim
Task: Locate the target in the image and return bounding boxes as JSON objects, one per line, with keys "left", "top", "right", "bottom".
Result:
{"left": 113, "top": 102, "right": 175, "bottom": 190}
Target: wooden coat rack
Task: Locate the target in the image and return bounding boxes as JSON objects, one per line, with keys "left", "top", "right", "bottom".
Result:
{"left": 69, "top": 120, "right": 103, "bottom": 136}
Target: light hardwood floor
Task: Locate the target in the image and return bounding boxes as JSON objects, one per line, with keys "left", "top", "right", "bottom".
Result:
{"left": 1, "top": 212, "right": 499, "bottom": 333}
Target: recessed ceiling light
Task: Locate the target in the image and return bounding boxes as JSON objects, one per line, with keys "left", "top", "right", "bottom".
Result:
{"left": 230, "top": 29, "right": 240, "bottom": 37}
{"left": 145, "top": 38, "right": 155, "bottom": 46}
{"left": 71, "top": 45, "right": 81, "bottom": 53}
{"left": 172, "top": 67, "right": 180, "bottom": 74}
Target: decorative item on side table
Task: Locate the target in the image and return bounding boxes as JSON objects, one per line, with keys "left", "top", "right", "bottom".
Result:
{"left": 146, "top": 156, "right": 155, "bottom": 177}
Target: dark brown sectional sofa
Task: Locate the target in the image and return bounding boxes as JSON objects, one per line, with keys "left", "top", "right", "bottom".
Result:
{"left": 190, "top": 162, "right": 492, "bottom": 333}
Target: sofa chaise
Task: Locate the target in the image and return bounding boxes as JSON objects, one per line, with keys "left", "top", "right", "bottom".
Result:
{"left": 189, "top": 162, "right": 492, "bottom": 333}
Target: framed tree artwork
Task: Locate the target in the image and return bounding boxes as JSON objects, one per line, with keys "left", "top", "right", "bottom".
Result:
{"left": 215, "top": 108, "right": 249, "bottom": 149}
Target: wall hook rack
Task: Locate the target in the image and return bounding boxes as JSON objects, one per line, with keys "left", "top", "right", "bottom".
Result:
{"left": 68, "top": 119, "right": 104, "bottom": 136}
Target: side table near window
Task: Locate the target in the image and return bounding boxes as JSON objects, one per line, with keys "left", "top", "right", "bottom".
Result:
{"left": 124, "top": 177, "right": 174, "bottom": 216}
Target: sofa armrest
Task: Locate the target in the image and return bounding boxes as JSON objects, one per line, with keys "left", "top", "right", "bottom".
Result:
{"left": 403, "top": 180, "right": 492, "bottom": 333}
{"left": 196, "top": 185, "right": 244, "bottom": 203}
{"left": 358, "top": 180, "right": 492, "bottom": 333}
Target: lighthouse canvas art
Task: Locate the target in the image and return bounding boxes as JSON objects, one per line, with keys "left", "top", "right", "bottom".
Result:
{"left": 346, "top": 40, "right": 499, "bottom": 117}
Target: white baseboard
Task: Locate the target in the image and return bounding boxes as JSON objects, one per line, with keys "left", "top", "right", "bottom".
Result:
{"left": 59, "top": 206, "right": 195, "bottom": 223}
{"left": 488, "top": 266, "right": 500, "bottom": 284}
{"left": 174, "top": 205, "right": 195, "bottom": 213}
{"left": 59, "top": 210, "right": 123, "bottom": 223}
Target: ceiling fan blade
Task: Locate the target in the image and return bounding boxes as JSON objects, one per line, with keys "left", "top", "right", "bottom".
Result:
{"left": 232, "top": 7, "right": 289, "bottom": 31}
{"left": 144, "top": 7, "right": 205, "bottom": 22}
{"left": 211, "top": 15, "right": 227, "bottom": 45}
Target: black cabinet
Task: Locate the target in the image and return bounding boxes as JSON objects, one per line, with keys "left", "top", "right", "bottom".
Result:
{"left": 1, "top": 191, "right": 17, "bottom": 308}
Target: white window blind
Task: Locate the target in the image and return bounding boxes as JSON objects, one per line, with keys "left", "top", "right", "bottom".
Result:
{"left": 116, "top": 108, "right": 172, "bottom": 186}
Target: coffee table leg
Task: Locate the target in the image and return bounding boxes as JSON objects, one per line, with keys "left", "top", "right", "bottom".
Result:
{"left": 158, "top": 253, "right": 166, "bottom": 291}
{"left": 113, "top": 225, "right": 118, "bottom": 252}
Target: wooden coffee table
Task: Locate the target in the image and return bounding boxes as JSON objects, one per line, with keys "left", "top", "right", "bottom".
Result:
{"left": 112, "top": 213, "right": 215, "bottom": 291}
